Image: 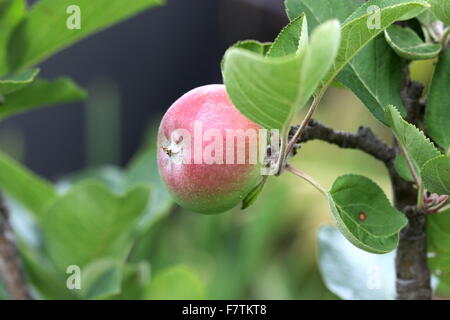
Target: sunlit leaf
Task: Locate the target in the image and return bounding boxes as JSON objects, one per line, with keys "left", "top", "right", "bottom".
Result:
{"left": 328, "top": 174, "right": 407, "bottom": 254}
{"left": 425, "top": 50, "right": 450, "bottom": 152}
{"left": 384, "top": 25, "right": 441, "bottom": 60}
{"left": 421, "top": 155, "right": 450, "bottom": 195}
{"left": 385, "top": 104, "right": 441, "bottom": 177}
{"left": 8, "top": 0, "right": 164, "bottom": 71}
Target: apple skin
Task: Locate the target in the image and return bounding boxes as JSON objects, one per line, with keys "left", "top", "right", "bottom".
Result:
{"left": 157, "top": 84, "right": 261, "bottom": 214}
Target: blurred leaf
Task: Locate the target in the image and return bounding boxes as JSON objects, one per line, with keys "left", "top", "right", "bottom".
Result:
{"left": 285, "top": 0, "right": 364, "bottom": 29}
{"left": 57, "top": 166, "right": 125, "bottom": 194}
{"left": 385, "top": 105, "right": 441, "bottom": 177}
{"left": 81, "top": 259, "right": 122, "bottom": 299}
{"left": 8, "top": 0, "right": 164, "bottom": 71}
{"left": 57, "top": 144, "right": 173, "bottom": 233}
{"left": 42, "top": 181, "right": 150, "bottom": 271}
{"left": 21, "top": 243, "right": 77, "bottom": 299}
{"left": 0, "top": 0, "right": 25, "bottom": 76}
{"left": 318, "top": 0, "right": 429, "bottom": 93}
{"left": 0, "top": 151, "right": 57, "bottom": 217}
{"left": 223, "top": 20, "right": 340, "bottom": 130}
{"left": 421, "top": 155, "right": 450, "bottom": 195}
{"left": 126, "top": 149, "right": 173, "bottom": 232}
{"left": 110, "top": 262, "right": 151, "bottom": 300}
{"left": 428, "top": 209, "right": 450, "bottom": 287}
{"left": 0, "top": 78, "right": 86, "bottom": 120}
{"left": 267, "top": 13, "right": 308, "bottom": 57}
{"left": 337, "top": 36, "right": 406, "bottom": 123}
{"left": 425, "top": 50, "right": 450, "bottom": 152}
{"left": 385, "top": 25, "right": 441, "bottom": 60}
{"left": 145, "top": 265, "right": 205, "bottom": 300}
{"left": 0, "top": 68, "right": 39, "bottom": 95}
{"left": 238, "top": 181, "right": 289, "bottom": 280}
{"left": 318, "top": 225, "right": 397, "bottom": 299}
{"left": 241, "top": 176, "right": 268, "bottom": 210}
{"left": 328, "top": 174, "right": 407, "bottom": 253}
{"left": 428, "top": 0, "right": 450, "bottom": 24}
{"left": 417, "top": 8, "right": 438, "bottom": 25}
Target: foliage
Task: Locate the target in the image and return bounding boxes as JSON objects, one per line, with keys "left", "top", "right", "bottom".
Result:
{"left": 0, "top": 0, "right": 449, "bottom": 300}
{"left": 0, "top": 0, "right": 197, "bottom": 300}
{"left": 222, "top": 0, "right": 450, "bottom": 298}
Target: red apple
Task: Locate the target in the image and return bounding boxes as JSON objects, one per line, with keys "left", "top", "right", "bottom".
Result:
{"left": 157, "top": 84, "right": 262, "bottom": 214}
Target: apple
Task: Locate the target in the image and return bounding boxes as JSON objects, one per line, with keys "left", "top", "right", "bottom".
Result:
{"left": 157, "top": 84, "right": 262, "bottom": 214}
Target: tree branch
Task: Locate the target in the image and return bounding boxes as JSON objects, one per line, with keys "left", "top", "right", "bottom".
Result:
{"left": 289, "top": 119, "right": 396, "bottom": 165}
{"left": 395, "top": 206, "right": 431, "bottom": 300}
{"left": 0, "top": 193, "right": 32, "bottom": 300}
{"left": 394, "top": 60, "right": 431, "bottom": 300}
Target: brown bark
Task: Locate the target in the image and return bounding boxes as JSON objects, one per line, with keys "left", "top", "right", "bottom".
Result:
{"left": 0, "top": 193, "right": 32, "bottom": 300}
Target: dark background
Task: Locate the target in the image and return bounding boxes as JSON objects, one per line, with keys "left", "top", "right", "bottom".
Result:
{"left": 1, "top": 0, "right": 288, "bottom": 179}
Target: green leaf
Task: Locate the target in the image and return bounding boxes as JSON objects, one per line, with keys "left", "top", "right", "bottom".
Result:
{"left": 417, "top": 8, "right": 438, "bottom": 25}
{"left": 125, "top": 148, "right": 173, "bottom": 231}
{"left": 428, "top": 0, "right": 450, "bottom": 24}
{"left": 42, "top": 181, "right": 150, "bottom": 271}
{"left": 220, "top": 40, "right": 272, "bottom": 72}
{"left": 145, "top": 265, "right": 205, "bottom": 300}
{"left": 20, "top": 245, "right": 77, "bottom": 299}
{"left": 428, "top": 209, "right": 450, "bottom": 287}
{"left": 384, "top": 25, "right": 441, "bottom": 60}
{"left": 0, "top": 0, "right": 26, "bottom": 76}
{"left": 337, "top": 36, "right": 406, "bottom": 123}
{"left": 8, "top": 0, "right": 164, "bottom": 71}
{"left": 385, "top": 105, "right": 441, "bottom": 177}
{"left": 80, "top": 259, "right": 123, "bottom": 299}
{"left": 0, "top": 68, "right": 40, "bottom": 95}
{"left": 285, "top": 0, "right": 364, "bottom": 29}
{"left": 328, "top": 174, "right": 407, "bottom": 254}
{"left": 110, "top": 262, "right": 151, "bottom": 300}
{"left": 421, "top": 155, "right": 450, "bottom": 195}
{"left": 318, "top": 225, "right": 397, "bottom": 299}
{"left": 241, "top": 176, "right": 268, "bottom": 210}
{"left": 319, "top": 0, "right": 429, "bottom": 93}
{"left": 0, "top": 151, "right": 57, "bottom": 216}
{"left": 0, "top": 78, "right": 86, "bottom": 120}
{"left": 425, "top": 50, "right": 450, "bottom": 152}
{"left": 394, "top": 154, "right": 414, "bottom": 182}
{"left": 267, "top": 13, "right": 308, "bottom": 57}
{"left": 223, "top": 19, "right": 340, "bottom": 130}
{"left": 57, "top": 145, "right": 173, "bottom": 232}
{"left": 286, "top": 1, "right": 424, "bottom": 122}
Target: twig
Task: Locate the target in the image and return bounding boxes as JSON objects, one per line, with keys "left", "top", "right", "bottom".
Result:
{"left": 0, "top": 193, "right": 32, "bottom": 300}
{"left": 290, "top": 119, "right": 396, "bottom": 165}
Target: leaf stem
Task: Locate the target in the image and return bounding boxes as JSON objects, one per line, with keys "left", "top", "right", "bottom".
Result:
{"left": 286, "top": 164, "right": 327, "bottom": 196}
{"left": 285, "top": 92, "right": 325, "bottom": 161}
{"left": 442, "top": 27, "right": 450, "bottom": 49}
{"left": 275, "top": 127, "right": 288, "bottom": 176}
{"left": 398, "top": 143, "right": 421, "bottom": 191}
